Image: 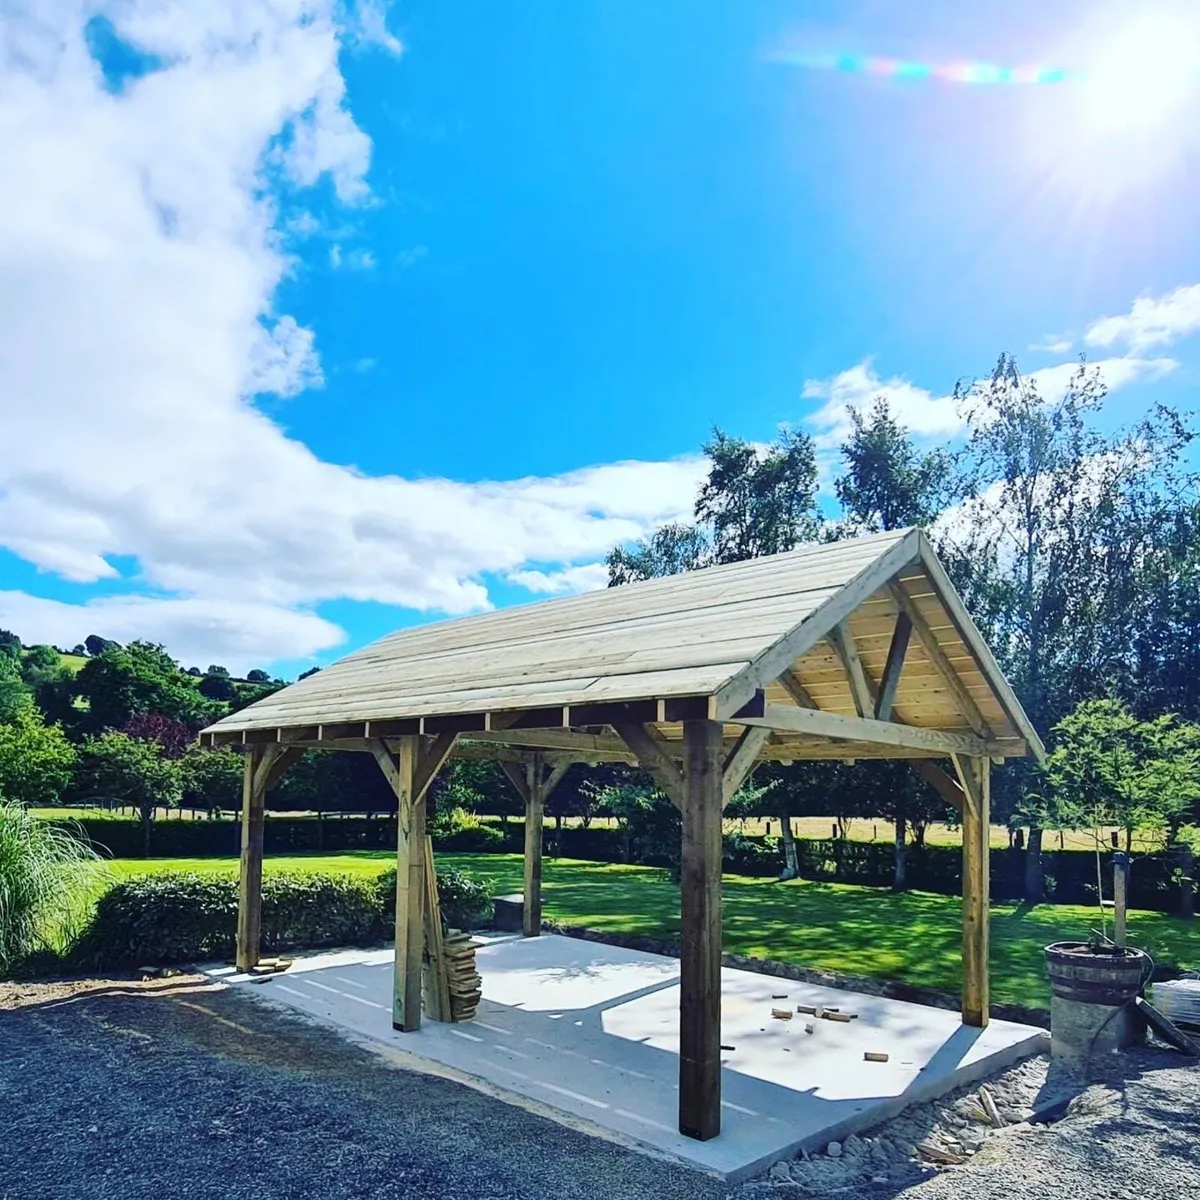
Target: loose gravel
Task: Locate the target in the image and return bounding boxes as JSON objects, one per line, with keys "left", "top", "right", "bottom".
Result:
{"left": 733, "top": 1044, "right": 1200, "bottom": 1199}
{"left": 3, "top": 974, "right": 1197, "bottom": 1200}
{"left": 0, "top": 975, "right": 728, "bottom": 1200}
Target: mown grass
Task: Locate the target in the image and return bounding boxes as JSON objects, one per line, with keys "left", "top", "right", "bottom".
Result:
{"left": 97, "top": 851, "right": 1200, "bottom": 1009}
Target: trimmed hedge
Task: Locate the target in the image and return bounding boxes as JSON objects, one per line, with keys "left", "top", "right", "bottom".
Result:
{"left": 377, "top": 865, "right": 492, "bottom": 930}
{"left": 46, "top": 814, "right": 1193, "bottom": 912}
{"left": 70, "top": 867, "right": 493, "bottom": 969}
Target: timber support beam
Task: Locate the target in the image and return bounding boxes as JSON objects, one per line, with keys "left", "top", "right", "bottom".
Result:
{"left": 953, "top": 754, "right": 991, "bottom": 1028}
{"left": 236, "top": 743, "right": 300, "bottom": 972}
{"left": 679, "top": 719, "right": 725, "bottom": 1141}
{"left": 503, "top": 757, "right": 573, "bottom": 936}
{"left": 371, "top": 733, "right": 458, "bottom": 1032}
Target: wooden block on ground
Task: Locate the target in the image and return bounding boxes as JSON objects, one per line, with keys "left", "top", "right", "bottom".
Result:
{"left": 864, "top": 1051, "right": 889, "bottom": 1062}
{"left": 771, "top": 1008, "right": 793, "bottom": 1020}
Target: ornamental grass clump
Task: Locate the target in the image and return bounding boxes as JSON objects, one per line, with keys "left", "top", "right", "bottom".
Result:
{"left": 0, "top": 798, "right": 102, "bottom": 977}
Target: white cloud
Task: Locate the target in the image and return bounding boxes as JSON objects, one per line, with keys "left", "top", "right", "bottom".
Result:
{"left": 1030, "top": 334, "right": 1074, "bottom": 354}
{"left": 330, "top": 243, "right": 375, "bottom": 269}
{"left": 1028, "top": 356, "right": 1178, "bottom": 401}
{"left": 246, "top": 315, "right": 324, "bottom": 396}
{"left": 352, "top": 356, "right": 376, "bottom": 373}
{"left": 0, "top": 591, "right": 344, "bottom": 672}
{"left": 507, "top": 563, "right": 610, "bottom": 596}
{"left": 1085, "top": 283, "right": 1200, "bottom": 352}
{"left": 398, "top": 244, "right": 428, "bottom": 267}
{"left": 802, "top": 360, "right": 962, "bottom": 447}
{"left": 348, "top": 0, "right": 404, "bottom": 57}
{"left": 0, "top": 3, "right": 702, "bottom": 670}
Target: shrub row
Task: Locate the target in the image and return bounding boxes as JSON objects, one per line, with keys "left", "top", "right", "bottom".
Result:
{"left": 49, "top": 815, "right": 1192, "bottom": 912}
{"left": 70, "top": 866, "right": 493, "bottom": 969}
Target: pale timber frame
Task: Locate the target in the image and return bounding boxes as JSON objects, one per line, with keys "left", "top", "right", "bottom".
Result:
{"left": 206, "top": 527, "right": 1043, "bottom": 1144}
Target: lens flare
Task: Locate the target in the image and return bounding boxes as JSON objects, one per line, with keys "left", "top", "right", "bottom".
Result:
{"left": 774, "top": 50, "right": 1087, "bottom": 87}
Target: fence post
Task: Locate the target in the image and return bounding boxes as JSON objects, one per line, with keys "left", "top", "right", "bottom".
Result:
{"left": 1178, "top": 845, "right": 1195, "bottom": 919}
{"left": 1112, "top": 851, "right": 1129, "bottom": 948}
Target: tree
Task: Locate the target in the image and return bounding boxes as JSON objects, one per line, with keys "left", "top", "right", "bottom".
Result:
{"left": 246, "top": 669, "right": 270, "bottom": 683}
{"left": 74, "top": 641, "right": 216, "bottom": 732}
{"left": 179, "top": 745, "right": 244, "bottom": 812}
{"left": 834, "top": 397, "right": 952, "bottom": 533}
{"left": 198, "top": 673, "right": 236, "bottom": 702}
{"left": 206, "top": 665, "right": 230, "bottom": 678}
{"left": 84, "top": 634, "right": 119, "bottom": 658}
{"left": 17, "top": 644, "right": 74, "bottom": 726}
{"left": 77, "top": 731, "right": 182, "bottom": 856}
{"left": 830, "top": 398, "right": 956, "bottom": 885}
{"left": 1125, "top": 500, "right": 1200, "bottom": 723}
{"left": 607, "top": 427, "right": 824, "bottom": 871}
{"left": 0, "top": 654, "right": 32, "bottom": 724}
{"left": 71, "top": 644, "right": 87, "bottom": 657}
{"left": 607, "top": 523, "right": 708, "bottom": 586}
{"left": 0, "top": 710, "right": 77, "bottom": 807}
{"left": 1045, "top": 699, "right": 1200, "bottom": 853}
{"left": 0, "top": 630, "right": 20, "bottom": 658}
{"left": 697, "top": 429, "right": 822, "bottom": 563}
{"left": 122, "top": 712, "right": 196, "bottom": 758}
{"left": 945, "top": 355, "right": 1197, "bottom": 897}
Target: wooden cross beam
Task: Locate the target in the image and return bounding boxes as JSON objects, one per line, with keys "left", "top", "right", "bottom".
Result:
{"left": 875, "top": 611, "right": 912, "bottom": 722}
{"left": 614, "top": 723, "right": 686, "bottom": 808}
{"left": 888, "top": 582, "right": 991, "bottom": 737}
{"left": 741, "top": 703, "right": 993, "bottom": 758}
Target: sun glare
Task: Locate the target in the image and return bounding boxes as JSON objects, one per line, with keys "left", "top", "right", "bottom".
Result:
{"left": 1079, "top": 16, "right": 1200, "bottom": 133}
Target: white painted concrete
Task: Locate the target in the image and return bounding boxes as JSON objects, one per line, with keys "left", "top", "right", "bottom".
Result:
{"left": 204, "top": 935, "right": 1047, "bottom": 1181}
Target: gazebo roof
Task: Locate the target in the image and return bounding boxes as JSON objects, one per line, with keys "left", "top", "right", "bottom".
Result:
{"left": 201, "top": 527, "right": 1042, "bottom": 764}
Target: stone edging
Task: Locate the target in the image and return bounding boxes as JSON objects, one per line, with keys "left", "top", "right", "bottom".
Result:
{"left": 541, "top": 920, "right": 1051, "bottom": 1029}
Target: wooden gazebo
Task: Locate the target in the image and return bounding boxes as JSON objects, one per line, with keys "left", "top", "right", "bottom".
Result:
{"left": 201, "top": 527, "right": 1042, "bottom": 1142}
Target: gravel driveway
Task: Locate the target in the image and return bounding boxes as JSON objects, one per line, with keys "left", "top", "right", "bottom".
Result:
{"left": 0, "top": 975, "right": 728, "bottom": 1200}
{"left": 3, "top": 975, "right": 1197, "bottom": 1200}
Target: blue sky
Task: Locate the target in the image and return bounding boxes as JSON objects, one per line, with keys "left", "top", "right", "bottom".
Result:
{"left": 2, "top": 0, "right": 1199, "bottom": 676}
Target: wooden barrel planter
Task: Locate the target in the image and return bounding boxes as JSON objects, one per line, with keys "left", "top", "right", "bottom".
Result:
{"left": 1045, "top": 942, "right": 1149, "bottom": 1006}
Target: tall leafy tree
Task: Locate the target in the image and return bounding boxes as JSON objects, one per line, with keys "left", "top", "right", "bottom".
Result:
{"left": 946, "top": 354, "right": 1197, "bottom": 896}
{"left": 831, "top": 397, "right": 958, "bottom": 885}
{"left": 76, "top": 731, "right": 182, "bottom": 856}
{"left": 607, "top": 426, "right": 823, "bottom": 871}
{"left": 1045, "top": 699, "right": 1200, "bottom": 852}
{"left": 697, "top": 429, "right": 822, "bottom": 562}
{"left": 834, "top": 397, "right": 953, "bottom": 533}
{"left": 0, "top": 654, "right": 32, "bottom": 724}
{"left": 73, "top": 641, "right": 217, "bottom": 732}
{"left": 0, "top": 709, "right": 77, "bottom": 807}
{"left": 607, "top": 523, "right": 708, "bottom": 587}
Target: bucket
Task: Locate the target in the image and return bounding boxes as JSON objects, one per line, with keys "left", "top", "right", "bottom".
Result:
{"left": 1045, "top": 942, "right": 1149, "bottom": 1006}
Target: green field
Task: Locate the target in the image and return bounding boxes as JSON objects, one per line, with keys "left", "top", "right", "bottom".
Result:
{"left": 98, "top": 851, "right": 1199, "bottom": 1009}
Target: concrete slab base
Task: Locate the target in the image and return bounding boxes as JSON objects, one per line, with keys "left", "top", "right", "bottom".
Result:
{"left": 203, "top": 935, "right": 1047, "bottom": 1181}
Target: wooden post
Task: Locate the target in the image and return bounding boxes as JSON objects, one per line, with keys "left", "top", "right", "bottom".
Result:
{"left": 236, "top": 746, "right": 267, "bottom": 972}
{"left": 679, "top": 719, "right": 724, "bottom": 1141}
{"left": 523, "top": 757, "right": 545, "bottom": 938}
{"left": 392, "top": 736, "right": 425, "bottom": 1031}
{"left": 1112, "top": 851, "right": 1129, "bottom": 948}
{"left": 958, "top": 755, "right": 990, "bottom": 1028}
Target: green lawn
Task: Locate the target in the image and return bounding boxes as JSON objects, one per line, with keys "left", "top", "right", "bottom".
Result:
{"left": 99, "top": 851, "right": 1200, "bottom": 1009}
